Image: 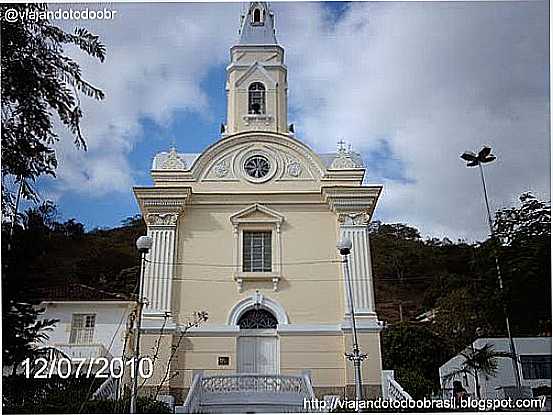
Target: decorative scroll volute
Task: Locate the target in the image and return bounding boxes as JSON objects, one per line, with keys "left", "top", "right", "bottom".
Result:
{"left": 146, "top": 213, "right": 179, "bottom": 226}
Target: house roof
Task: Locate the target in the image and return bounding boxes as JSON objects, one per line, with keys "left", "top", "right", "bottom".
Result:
{"left": 35, "top": 283, "right": 131, "bottom": 302}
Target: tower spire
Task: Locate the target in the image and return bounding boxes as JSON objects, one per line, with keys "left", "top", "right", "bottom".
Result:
{"left": 239, "top": 2, "right": 277, "bottom": 45}
{"left": 226, "top": 2, "right": 287, "bottom": 134}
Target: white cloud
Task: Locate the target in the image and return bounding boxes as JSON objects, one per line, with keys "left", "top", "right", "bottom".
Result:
{"left": 50, "top": 2, "right": 240, "bottom": 196}
{"left": 47, "top": 2, "right": 549, "bottom": 240}
{"left": 276, "top": 1, "right": 549, "bottom": 240}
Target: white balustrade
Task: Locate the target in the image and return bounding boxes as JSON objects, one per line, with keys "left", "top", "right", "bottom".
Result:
{"left": 386, "top": 375, "right": 413, "bottom": 401}
{"left": 53, "top": 344, "right": 111, "bottom": 361}
{"left": 179, "top": 373, "right": 315, "bottom": 413}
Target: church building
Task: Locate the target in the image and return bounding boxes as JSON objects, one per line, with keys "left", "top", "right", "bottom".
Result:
{"left": 133, "top": 2, "right": 384, "bottom": 408}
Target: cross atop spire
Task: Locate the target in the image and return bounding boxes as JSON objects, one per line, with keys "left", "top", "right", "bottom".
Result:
{"left": 239, "top": 2, "right": 278, "bottom": 45}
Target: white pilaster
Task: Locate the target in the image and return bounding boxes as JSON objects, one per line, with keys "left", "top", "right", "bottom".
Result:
{"left": 321, "top": 186, "right": 382, "bottom": 324}
{"left": 133, "top": 187, "right": 191, "bottom": 329}
{"left": 339, "top": 220, "right": 376, "bottom": 318}
{"left": 143, "top": 213, "right": 178, "bottom": 318}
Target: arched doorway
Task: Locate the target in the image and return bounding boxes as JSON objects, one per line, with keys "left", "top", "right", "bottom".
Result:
{"left": 237, "top": 308, "right": 279, "bottom": 374}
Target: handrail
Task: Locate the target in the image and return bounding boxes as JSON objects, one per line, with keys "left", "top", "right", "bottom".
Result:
{"left": 182, "top": 372, "right": 203, "bottom": 413}
{"left": 386, "top": 375, "right": 413, "bottom": 401}
{"left": 92, "top": 376, "right": 119, "bottom": 400}
{"left": 302, "top": 372, "right": 316, "bottom": 401}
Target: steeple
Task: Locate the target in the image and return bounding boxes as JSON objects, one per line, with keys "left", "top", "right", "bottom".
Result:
{"left": 225, "top": 2, "right": 288, "bottom": 135}
{"left": 239, "top": 2, "right": 277, "bottom": 45}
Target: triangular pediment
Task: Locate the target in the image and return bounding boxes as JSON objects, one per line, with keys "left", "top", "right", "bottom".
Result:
{"left": 235, "top": 62, "right": 277, "bottom": 88}
{"left": 230, "top": 203, "right": 284, "bottom": 224}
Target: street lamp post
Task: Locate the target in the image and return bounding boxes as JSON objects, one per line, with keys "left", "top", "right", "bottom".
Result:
{"left": 460, "top": 146, "right": 522, "bottom": 389}
{"left": 130, "top": 235, "right": 153, "bottom": 414}
{"left": 337, "top": 237, "right": 367, "bottom": 408}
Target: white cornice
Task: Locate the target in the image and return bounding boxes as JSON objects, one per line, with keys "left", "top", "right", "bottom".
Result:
{"left": 341, "top": 318, "right": 384, "bottom": 333}
{"left": 321, "top": 185, "right": 382, "bottom": 220}
{"left": 133, "top": 186, "right": 192, "bottom": 218}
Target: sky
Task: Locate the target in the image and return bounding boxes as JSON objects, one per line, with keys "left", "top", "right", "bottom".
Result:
{"left": 37, "top": 1, "right": 550, "bottom": 241}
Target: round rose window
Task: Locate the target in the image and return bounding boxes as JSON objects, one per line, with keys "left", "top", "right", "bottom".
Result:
{"left": 244, "top": 155, "right": 271, "bottom": 179}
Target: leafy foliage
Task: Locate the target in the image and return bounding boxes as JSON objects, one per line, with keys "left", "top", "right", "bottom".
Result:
{"left": 1, "top": 3, "right": 105, "bottom": 215}
{"left": 494, "top": 193, "right": 551, "bottom": 335}
{"left": 2, "top": 375, "right": 171, "bottom": 413}
{"left": 376, "top": 193, "right": 550, "bottom": 398}
{"left": 382, "top": 322, "right": 451, "bottom": 399}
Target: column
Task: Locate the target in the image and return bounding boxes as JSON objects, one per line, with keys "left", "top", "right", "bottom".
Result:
{"left": 339, "top": 213, "right": 377, "bottom": 320}
{"left": 143, "top": 212, "right": 178, "bottom": 318}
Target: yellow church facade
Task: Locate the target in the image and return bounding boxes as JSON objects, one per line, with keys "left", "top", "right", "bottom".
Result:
{"left": 133, "top": 2, "right": 383, "bottom": 406}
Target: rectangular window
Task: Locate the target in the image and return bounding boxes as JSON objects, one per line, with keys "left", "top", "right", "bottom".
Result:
{"left": 69, "top": 314, "right": 96, "bottom": 344}
{"left": 521, "top": 355, "right": 551, "bottom": 380}
{"left": 243, "top": 231, "right": 272, "bottom": 272}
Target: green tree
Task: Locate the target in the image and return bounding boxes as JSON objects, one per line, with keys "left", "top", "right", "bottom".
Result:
{"left": 381, "top": 322, "right": 451, "bottom": 399}
{"left": 433, "top": 286, "right": 503, "bottom": 352}
{"left": 370, "top": 223, "right": 424, "bottom": 281}
{"left": 494, "top": 193, "right": 551, "bottom": 335}
{"left": 442, "top": 343, "right": 510, "bottom": 398}
{"left": 1, "top": 2, "right": 105, "bottom": 215}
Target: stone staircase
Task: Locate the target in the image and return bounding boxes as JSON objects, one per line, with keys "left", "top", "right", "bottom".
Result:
{"left": 177, "top": 373, "right": 316, "bottom": 413}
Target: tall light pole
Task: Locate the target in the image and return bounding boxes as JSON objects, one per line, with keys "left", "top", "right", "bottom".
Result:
{"left": 460, "top": 146, "right": 522, "bottom": 389}
{"left": 337, "top": 237, "right": 367, "bottom": 407}
{"left": 130, "top": 235, "right": 153, "bottom": 414}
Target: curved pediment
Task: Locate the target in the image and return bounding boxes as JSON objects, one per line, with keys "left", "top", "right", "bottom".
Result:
{"left": 190, "top": 132, "right": 327, "bottom": 184}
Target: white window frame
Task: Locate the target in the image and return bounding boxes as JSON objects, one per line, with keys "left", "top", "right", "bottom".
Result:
{"left": 242, "top": 230, "right": 272, "bottom": 272}
{"left": 231, "top": 204, "right": 284, "bottom": 292}
{"left": 69, "top": 313, "right": 96, "bottom": 344}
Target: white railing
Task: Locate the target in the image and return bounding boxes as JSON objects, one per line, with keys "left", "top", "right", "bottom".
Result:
{"left": 181, "top": 372, "right": 204, "bottom": 414}
{"left": 179, "top": 373, "right": 316, "bottom": 413}
{"left": 92, "top": 376, "right": 120, "bottom": 400}
{"left": 53, "top": 343, "right": 111, "bottom": 360}
{"left": 201, "top": 374, "right": 310, "bottom": 394}
{"left": 386, "top": 374, "right": 413, "bottom": 401}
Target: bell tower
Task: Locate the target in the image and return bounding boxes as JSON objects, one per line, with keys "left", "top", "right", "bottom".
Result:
{"left": 225, "top": 2, "right": 288, "bottom": 135}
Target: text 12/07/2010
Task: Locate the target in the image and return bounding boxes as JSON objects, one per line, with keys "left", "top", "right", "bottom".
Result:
{"left": 21, "top": 357, "right": 153, "bottom": 379}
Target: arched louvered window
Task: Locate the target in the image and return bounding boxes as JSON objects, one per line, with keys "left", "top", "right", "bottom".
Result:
{"left": 248, "top": 82, "right": 266, "bottom": 115}
{"left": 238, "top": 308, "right": 278, "bottom": 329}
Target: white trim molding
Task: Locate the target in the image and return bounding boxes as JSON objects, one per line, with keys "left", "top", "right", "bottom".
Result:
{"left": 228, "top": 291, "right": 289, "bottom": 325}
{"left": 230, "top": 204, "right": 284, "bottom": 292}
{"left": 277, "top": 324, "right": 342, "bottom": 336}
{"left": 341, "top": 318, "right": 384, "bottom": 333}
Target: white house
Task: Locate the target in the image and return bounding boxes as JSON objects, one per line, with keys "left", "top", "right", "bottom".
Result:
{"left": 439, "top": 337, "right": 551, "bottom": 402}
{"left": 36, "top": 284, "right": 134, "bottom": 364}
